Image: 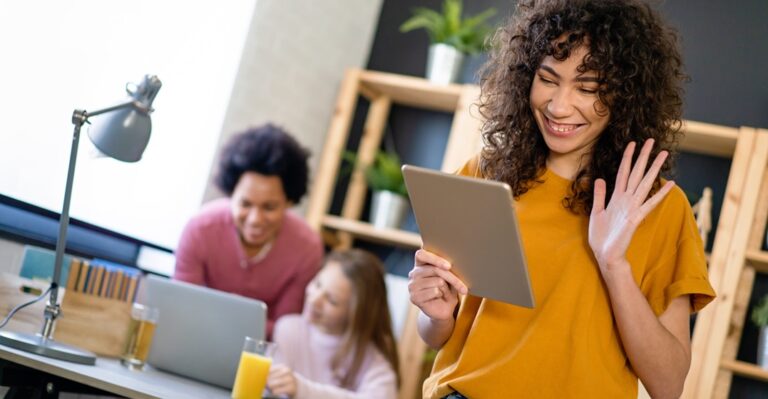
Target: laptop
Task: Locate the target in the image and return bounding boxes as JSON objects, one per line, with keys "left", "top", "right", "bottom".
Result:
{"left": 142, "top": 275, "right": 267, "bottom": 388}
{"left": 402, "top": 164, "right": 535, "bottom": 308}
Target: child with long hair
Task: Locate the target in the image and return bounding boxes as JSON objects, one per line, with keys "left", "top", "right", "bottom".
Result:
{"left": 266, "top": 249, "right": 399, "bottom": 398}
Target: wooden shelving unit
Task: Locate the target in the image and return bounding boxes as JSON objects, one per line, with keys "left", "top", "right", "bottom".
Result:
{"left": 682, "top": 127, "right": 768, "bottom": 398}
{"left": 306, "top": 68, "right": 766, "bottom": 399}
{"left": 305, "top": 69, "right": 482, "bottom": 399}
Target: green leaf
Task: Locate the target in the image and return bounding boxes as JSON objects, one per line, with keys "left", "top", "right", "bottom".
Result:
{"left": 444, "top": 0, "right": 461, "bottom": 35}
{"left": 400, "top": 0, "right": 496, "bottom": 54}
{"left": 462, "top": 8, "right": 496, "bottom": 31}
{"left": 752, "top": 295, "right": 768, "bottom": 327}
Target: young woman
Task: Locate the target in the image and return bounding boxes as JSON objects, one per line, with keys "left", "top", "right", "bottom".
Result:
{"left": 174, "top": 124, "right": 323, "bottom": 337}
{"left": 267, "top": 249, "right": 399, "bottom": 399}
{"left": 408, "top": 1, "right": 716, "bottom": 398}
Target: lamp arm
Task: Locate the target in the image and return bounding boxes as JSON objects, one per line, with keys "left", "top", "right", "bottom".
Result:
{"left": 43, "top": 103, "right": 134, "bottom": 337}
{"left": 85, "top": 99, "right": 150, "bottom": 118}
{"left": 42, "top": 111, "right": 89, "bottom": 338}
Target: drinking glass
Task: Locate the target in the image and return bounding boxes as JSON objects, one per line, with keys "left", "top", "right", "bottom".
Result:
{"left": 121, "top": 303, "right": 159, "bottom": 370}
{"left": 231, "top": 336, "right": 277, "bottom": 399}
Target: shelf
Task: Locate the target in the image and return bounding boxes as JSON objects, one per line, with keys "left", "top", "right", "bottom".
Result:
{"left": 358, "top": 70, "right": 464, "bottom": 112}
{"left": 720, "top": 359, "right": 768, "bottom": 382}
{"left": 746, "top": 250, "right": 768, "bottom": 274}
{"left": 321, "top": 215, "right": 422, "bottom": 249}
{"left": 680, "top": 120, "right": 739, "bottom": 158}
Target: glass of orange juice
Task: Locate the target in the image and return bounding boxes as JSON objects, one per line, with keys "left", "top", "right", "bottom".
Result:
{"left": 121, "top": 303, "right": 160, "bottom": 370}
{"left": 232, "top": 336, "right": 277, "bottom": 399}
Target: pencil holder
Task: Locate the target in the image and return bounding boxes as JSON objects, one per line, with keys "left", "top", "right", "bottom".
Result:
{"left": 55, "top": 290, "right": 133, "bottom": 357}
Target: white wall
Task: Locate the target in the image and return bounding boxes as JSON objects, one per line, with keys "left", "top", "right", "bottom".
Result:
{"left": 0, "top": 0, "right": 255, "bottom": 249}
{"left": 201, "top": 0, "right": 384, "bottom": 210}
{"left": 0, "top": 0, "right": 383, "bottom": 271}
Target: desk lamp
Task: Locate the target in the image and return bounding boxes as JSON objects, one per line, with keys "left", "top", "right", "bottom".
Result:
{"left": 0, "top": 75, "right": 162, "bottom": 364}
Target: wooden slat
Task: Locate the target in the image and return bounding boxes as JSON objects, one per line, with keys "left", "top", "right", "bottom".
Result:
{"left": 713, "top": 265, "right": 756, "bottom": 399}
{"left": 321, "top": 215, "right": 421, "bottom": 249}
{"left": 359, "top": 70, "right": 462, "bottom": 112}
{"left": 683, "top": 128, "right": 758, "bottom": 398}
{"left": 680, "top": 120, "right": 739, "bottom": 158}
{"left": 748, "top": 164, "right": 768, "bottom": 252}
{"left": 720, "top": 359, "right": 768, "bottom": 382}
{"left": 397, "top": 304, "right": 429, "bottom": 399}
{"left": 695, "top": 129, "right": 768, "bottom": 398}
{"left": 746, "top": 250, "right": 768, "bottom": 273}
{"left": 338, "top": 95, "right": 392, "bottom": 248}
{"left": 441, "top": 85, "right": 483, "bottom": 173}
{"left": 305, "top": 69, "right": 362, "bottom": 230}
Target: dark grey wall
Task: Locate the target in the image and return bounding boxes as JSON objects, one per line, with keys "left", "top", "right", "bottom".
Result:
{"left": 369, "top": 0, "right": 768, "bottom": 128}
{"left": 661, "top": 1, "right": 768, "bottom": 128}
{"left": 361, "top": 0, "right": 768, "bottom": 396}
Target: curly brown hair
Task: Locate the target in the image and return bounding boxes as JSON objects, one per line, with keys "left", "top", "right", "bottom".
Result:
{"left": 478, "top": 0, "right": 686, "bottom": 214}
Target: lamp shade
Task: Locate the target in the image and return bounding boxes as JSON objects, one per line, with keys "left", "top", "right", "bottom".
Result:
{"left": 86, "top": 74, "right": 161, "bottom": 163}
{"left": 87, "top": 107, "right": 151, "bottom": 162}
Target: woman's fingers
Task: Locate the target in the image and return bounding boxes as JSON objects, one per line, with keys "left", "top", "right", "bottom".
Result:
{"left": 411, "top": 284, "right": 451, "bottom": 304}
{"left": 592, "top": 178, "right": 607, "bottom": 215}
{"left": 411, "top": 276, "right": 455, "bottom": 298}
{"left": 415, "top": 248, "right": 451, "bottom": 269}
{"left": 634, "top": 150, "right": 669, "bottom": 203}
{"left": 638, "top": 180, "right": 675, "bottom": 220}
{"left": 626, "top": 139, "right": 655, "bottom": 192}
{"left": 409, "top": 264, "right": 468, "bottom": 295}
{"left": 412, "top": 249, "right": 468, "bottom": 294}
{"left": 613, "top": 141, "right": 636, "bottom": 195}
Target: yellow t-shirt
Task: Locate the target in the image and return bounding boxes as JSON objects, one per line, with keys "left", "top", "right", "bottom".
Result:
{"left": 423, "top": 157, "right": 716, "bottom": 399}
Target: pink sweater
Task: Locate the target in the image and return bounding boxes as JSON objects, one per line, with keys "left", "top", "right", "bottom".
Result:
{"left": 273, "top": 313, "right": 398, "bottom": 399}
{"left": 173, "top": 198, "right": 323, "bottom": 337}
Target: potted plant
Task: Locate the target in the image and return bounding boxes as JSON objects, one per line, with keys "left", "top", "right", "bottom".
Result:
{"left": 400, "top": 0, "right": 496, "bottom": 85}
{"left": 344, "top": 150, "right": 409, "bottom": 229}
{"left": 751, "top": 294, "right": 768, "bottom": 368}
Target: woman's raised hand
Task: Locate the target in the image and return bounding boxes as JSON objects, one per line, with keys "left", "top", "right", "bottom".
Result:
{"left": 408, "top": 249, "right": 468, "bottom": 322}
{"left": 588, "top": 139, "right": 675, "bottom": 274}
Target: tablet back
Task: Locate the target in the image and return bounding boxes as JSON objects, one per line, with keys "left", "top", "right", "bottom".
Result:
{"left": 403, "top": 164, "right": 534, "bottom": 308}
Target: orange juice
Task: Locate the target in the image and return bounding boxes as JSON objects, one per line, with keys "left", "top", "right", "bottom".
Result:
{"left": 231, "top": 351, "right": 272, "bottom": 399}
{"left": 122, "top": 318, "right": 157, "bottom": 368}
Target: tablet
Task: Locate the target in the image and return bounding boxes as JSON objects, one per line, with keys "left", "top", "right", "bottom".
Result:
{"left": 402, "top": 164, "right": 535, "bottom": 308}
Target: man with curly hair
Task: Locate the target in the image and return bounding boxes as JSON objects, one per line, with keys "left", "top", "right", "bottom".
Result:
{"left": 407, "top": 1, "right": 715, "bottom": 397}
{"left": 174, "top": 124, "right": 323, "bottom": 338}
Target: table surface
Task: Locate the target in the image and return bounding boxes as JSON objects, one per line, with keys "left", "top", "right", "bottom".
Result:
{"left": 0, "top": 343, "right": 230, "bottom": 398}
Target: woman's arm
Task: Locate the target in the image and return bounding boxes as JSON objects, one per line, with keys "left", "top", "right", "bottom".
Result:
{"left": 602, "top": 266, "right": 691, "bottom": 398}
{"left": 409, "top": 249, "right": 467, "bottom": 349}
{"left": 588, "top": 139, "right": 689, "bottom": 398}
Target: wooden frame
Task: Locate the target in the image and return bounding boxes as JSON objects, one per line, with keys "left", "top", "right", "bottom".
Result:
{"left": 682, "top": 128, "right": 768, "bottom": 398}
{"left": 305, "top": 69, "right": 483, "bottom": 399}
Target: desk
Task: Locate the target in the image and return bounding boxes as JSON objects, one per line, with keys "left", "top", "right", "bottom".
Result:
{"left": 0, "top": 344, "right": 230, "bottom": 398}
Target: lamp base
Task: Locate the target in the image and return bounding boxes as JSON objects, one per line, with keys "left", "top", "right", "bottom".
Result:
{"left": 0, "top": 330, "right": 96, "bottom": 365}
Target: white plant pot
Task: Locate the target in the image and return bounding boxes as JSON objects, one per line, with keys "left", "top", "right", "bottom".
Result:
{"left": 759, "top": 325, "right": 768, "bottom": 368}
{"left": 370, "top": 190, "right": 409, "bottom": 230}
{"left": 426, "top": 43, "right": 464, "bottom": 85}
